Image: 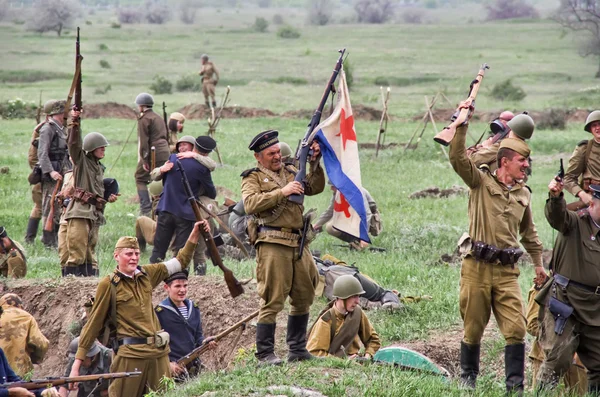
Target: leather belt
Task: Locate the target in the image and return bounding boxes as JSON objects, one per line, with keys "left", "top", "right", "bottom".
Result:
{"left": 555, "top": 273, "right": 600, "bottom": 295}
{"left": 258, "top": 226, "right": 300, "bottom": 235}
{"left": 118, "top": 336, "right": 155, "bottom": 346}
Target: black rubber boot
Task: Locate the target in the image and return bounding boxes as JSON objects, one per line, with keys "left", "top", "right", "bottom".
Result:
{"left": 138, "top": 189, "right": 152, "bottom": 217}
{"left": 24, "top": 217, "right": 40, "bottom": 244}
{"left": 286, "top": 314, "right": 314, "bottom": 362}
{"left": 255, "top": 323, "right": 283, "bottom": 366}
{"left": 80, "top": 263, "right": 99, "bottom": 277}
{"left": 194, "top": 262, "right": 207, "bottom": 276}
{"left": 61, "top": 266, "right": 79, "bottom": 277}
{"left": 460, "top": 342, "right": 480, "bottom": 389}
{"left": 505, "top": 343, "right": 525, "bottom": 396}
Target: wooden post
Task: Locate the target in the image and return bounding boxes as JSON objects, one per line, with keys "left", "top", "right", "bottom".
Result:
{"left": 206, "top": 86, "right": 231, "bottom": 165}
{"left": 375, "top": 86, "right": 390, "bottom": 158}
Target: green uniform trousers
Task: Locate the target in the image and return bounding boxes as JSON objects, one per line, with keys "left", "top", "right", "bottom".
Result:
{"left": 538, "top": 306, "right": 600, "bottom": 386}
{"left": 30, "top": 183, "right": 42, "bottom": 219}
{"left": 65, "top": 218, "right": 99, "bottom": 269}
{"left": 256, "top": 242, "right": 319, "bottom": 324}
{"left": 109, "top": 354, "right": 170, "bottom": 397}
{"left": 460, "top": 257, "right": 525, "bottom": 345}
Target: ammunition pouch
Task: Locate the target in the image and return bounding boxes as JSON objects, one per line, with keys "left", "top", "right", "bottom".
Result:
{"left": 73, "top": 188, "right": 107, "bottom": 211}
{"left": 472, "top": 241, "right": 523, "bottom": 266}
{"left": 28, "top": 163, "right": 42, "bottom": 185}
{"left": 247, "top": 217, "right": 258, "bottom": 245}
{"left": 257, "top": 226, "right": 301, "bottom": 242}
{"left": 155, "top": 330, "right": 170, "bottom": 348}
{"left": 548, "top": 297, "right": 573, "bottom": 335}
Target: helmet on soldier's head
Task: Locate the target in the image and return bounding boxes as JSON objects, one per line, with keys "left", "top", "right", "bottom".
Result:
{"left": 279, "top": 142, "right": 293, "bottom": 159}
{"left": 584, "top": 110, "right": 600, "bottom": 133}
{"left": 201, "top": 54, "right": 209, "bottom": 61}
{"left": 68, "top": 337, "right": 100, "bottom": 358}
{"left": 507, "top": 114, "right": 535, "bottom": 140}
{"left": 332, "top": 275, "right": 365, "bottom": 300}
{"left": 83, "top": 132, "right": 109, "bottom": 152}
{"left": 176, "top": 135, "right": 197, "bottom": 152}
{"left": 43, "top": 99, "right": 57, "bottom": 115}
{"left": 46, "top": 100, "right": 66, "bottom": 116}
{"left": 148, "top": 180, "right": 163, "bottom": 197}
{"left": 135, "top": 93, "right": 154, "bottom": 107}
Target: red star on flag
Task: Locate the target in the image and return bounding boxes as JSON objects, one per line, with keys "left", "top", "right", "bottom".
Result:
{"left": 336, "top": 108, "right": 356, "bottom": 150}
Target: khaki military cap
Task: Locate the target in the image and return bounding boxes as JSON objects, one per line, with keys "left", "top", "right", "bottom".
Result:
{"left": 170, "top": 112, "right": 186, "bottom": 123}
{"left": 115, "top": 236, "right": 139, "bottom": 250}
{"left": 499, "top": 138, "right": 530, "bottom": 158}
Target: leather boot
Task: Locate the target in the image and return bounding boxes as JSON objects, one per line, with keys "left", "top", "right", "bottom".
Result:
{"left": 42, "top": 230, "right": 57, "bottom": 249}
{"left": 460, "top": 342, "right": 480, "bottom": 389}
{"left": 255, "top": 323, "right": 283, "bottom": 366}
{"left": 80, "top": 263, "right": 99, "bottom": 277}
{"left": 138, "top": 189, "right": 152, "bottom": 217}
{"left": 286, "top": 314, "right": 314, "bottom": 362}
{"left": 24, "top": 217, "right": 40, "bottom": 244}
{"left": 61, "top": 266, "right": 79, "bottom": 276}
{"left": 505, "top": 343, "right": 525, "bottom": 396}
{"left": 194, "top": 262, "right": 206, "bottom": 276}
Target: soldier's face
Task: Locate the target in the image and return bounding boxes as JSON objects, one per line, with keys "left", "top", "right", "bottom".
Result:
{"left": 343, "top": 295, "right": 360, "bottom": 312}
{"left": 177, "top": 120, "right": 184, "bottom": 132}
{"left": 165, "top": 279, "right": 188, "bottom": 305}
{"left": 177, "top": 142, "right": 194, "bottom": 153}
{"left": 503, "top": 154, "right": 529, "bottom": 181}
{"left": 114, "top": 248, "right": 140, "bottom": 275}
{"left": 255, "top": 145, "right": 282, "bottom": 172}
{"left": 92, "top": 146, "right": 106, "bottom": 159}
{"left": 590, "top": 121, "right": 600, "bottom": 141}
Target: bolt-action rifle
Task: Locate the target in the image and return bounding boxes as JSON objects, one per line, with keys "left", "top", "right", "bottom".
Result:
{"left": 1, "top": 372, "right": 141, "bottom": 391}
{"left": 162, "top": 101, "right": 168, "bottom": 132}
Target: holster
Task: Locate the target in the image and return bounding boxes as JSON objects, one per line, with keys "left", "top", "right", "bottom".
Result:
{"left": 27, "top": 163, "right": 42, "bottom": 185}
{"left": 155, "top": 330, "right": 170, "bottom": 348}
{"left": 498, "top": 247, "right": 523, "bottom": 266}
{"left": 548, "top": 296, "right": 573, "bottom": 335}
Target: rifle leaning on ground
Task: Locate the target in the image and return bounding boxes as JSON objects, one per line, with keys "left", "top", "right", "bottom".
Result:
{"left": 43, "top": 179, "right": 63, "bottom": 232}
{"left": 1, "top": 372, "right": 141, "bottom": 391}
{"left": 177, "top": 310, "right": 259, "bottom": 368}
{"left": 176, "top": 160, "right": 244, "bottom": 298}
{"left": 289, "top": 48, "right": 346, "bottom": 205}
{"left": 433, "top": 63, "right": 489, "bottom": 146}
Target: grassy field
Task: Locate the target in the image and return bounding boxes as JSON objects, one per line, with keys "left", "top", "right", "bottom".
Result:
{"left": 0, "top": 3, "right": 596, "bottom": 396}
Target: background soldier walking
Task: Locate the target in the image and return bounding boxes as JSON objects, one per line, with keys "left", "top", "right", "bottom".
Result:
{"left": 199, "top": 54, "right": 219, "bottom": 108}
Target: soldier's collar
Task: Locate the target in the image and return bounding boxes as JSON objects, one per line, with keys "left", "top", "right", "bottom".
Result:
{"left": 115, "top": 266, "right": 144, "bottom": 279}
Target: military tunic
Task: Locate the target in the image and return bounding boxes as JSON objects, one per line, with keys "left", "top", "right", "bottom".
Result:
{"left": 537, "top": 193, "right": 600, "bottom": 386}
{"left": 63, "top": 123, "right": 105, "bottom": 270}
{"left": 76, "top": 241, "right": 196, "bottom": 397}
{"left": 199, "top": 61, "right": 219, "bottom": 103}
{"left": 469, "top": 142, "right": 500, "bottom": 173}
{"left": 135, "top": 109, "right": 170, "bottom": 187}
{"left": 241, "top": 162, "right": 325, "bottom": 323}
{"left": 306, "top": 306, "right": 380, "bottom": 358}
{"left": 564, "top": 140, "right": 600, "bottom": 198}
{"left": 63, "top": 343, "right": 112, "bottom": 397}
{"left": 0, "top": 241, "right": 26, "bottom": 279}
{"left": 0, "top": 303, "right": 48, "bottom": 377}
{"left": 28, "top": 123, "right": 43, "bottom": 220}
{"left": 449, "top": 124, "right": 543, "bottom": 346}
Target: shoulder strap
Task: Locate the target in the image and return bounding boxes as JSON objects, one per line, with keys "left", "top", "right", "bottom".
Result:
{"left": 240, "top": 168, "right": 259, "bottom": 178}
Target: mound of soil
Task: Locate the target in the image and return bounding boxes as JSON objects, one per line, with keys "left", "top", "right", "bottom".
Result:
{"left": 282, "top": 104, "right": 384, "bottom": 121}
{"left": 178, "top": 104, "right": 276, "bottom": 119}
{"left": 82, "top": 102, "right": 138, "bottom": 119}
{"left": 409, "top": 185, "right": 467, "bottom": 200}
{"left": 2, "top": 276, "right": 267, "bottom": 377}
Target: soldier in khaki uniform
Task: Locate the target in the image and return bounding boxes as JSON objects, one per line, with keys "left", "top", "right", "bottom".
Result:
{"left": 167, "top": 112, "right": 185, "bottom": 153}
{"left": 307, "top": 275, "right": 381, "bottom": 359}
{"left": 37, "top": 99, "right": 71, "bottom": 248}
{"left": 536, "top": 182, "right": 600, "bottom": 394}
{"left": 135, "top": 180, "right": 163, "bottom": 252}
{"left": 134, "top": 93, "right": 170, "bottom": 217}
{"left": 57, "top": 169, "right": 75, "bottom": 269}
{"left": 241, "top": 130, "right": 325, "bottom": 365}
{"left": 69, "top": 221, "right": 208, "bottom": 397}
{"left": 199, "top": 54, "right": 219, "bottom": 108}
{"left": 526, "top": 285, "right": 587, "bottom": 394}
{"left": 63, "top": 109, "right": 118, "bottom": 276}
{"left": 0, "top": 227, "right": 26, "bottom": 278}
{"left": 449, "top": 101, "right": 546, "bottom": 394}
{"left": 0, "top": 293, "right": 49, "bottom": 377}
{"left": 564, "top": 110, "right": 600, "bottom": 209}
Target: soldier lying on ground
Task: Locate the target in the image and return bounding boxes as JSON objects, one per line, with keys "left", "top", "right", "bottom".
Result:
{"left": 0, "top": 228, "right": 26, "bottom": 279}
{"left": 0, "top": 294, "right": 48, "bottom": 378}
{"left": 58, "top": 337, "right": 112, "bottom": 397}
{"left": 307, "top": 275, "right": 381, "bottom": 359}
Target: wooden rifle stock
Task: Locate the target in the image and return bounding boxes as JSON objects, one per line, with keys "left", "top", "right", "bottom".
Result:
{"left": 433, "top": 64, "right": 489, "bottom": 147}
{"left": 177, "top": 310, "right": 259, "bottom": 367}
{"left": 2, "top": 372, "right": 141, "bottom": 390}
{"left": 151, "top": 146, "right": 156, "bottom": 170}
{"left": 176, "top": 160, "right": 244, "bottom": 298}
{"left": 44, "top": 179, "right": 63, "bottom": 232}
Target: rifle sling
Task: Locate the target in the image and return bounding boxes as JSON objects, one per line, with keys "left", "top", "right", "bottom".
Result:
{"left": 327, "top": 306, "right": 362, "bottom": 358}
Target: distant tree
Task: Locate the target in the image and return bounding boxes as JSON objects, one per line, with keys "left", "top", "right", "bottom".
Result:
{"left": 554, "top": 0, "right": 600, "bottom": 77}
{"left": 307, "top": 0, "right": 333, "bottom": 26}
{"left": 179, "top": 0, "right": 197, "bottom": 24}
{"left": 0, "top": 0, "right": 10, "bottom": 22}
{"left": 117, "top": 8, "right": 142, "bottom": 24}
{"left": 354, "top": 0, "right": 394, "bottom": 24}
{"left": 145, "top": 1, "right": 171, "bottom": 24}
{"left": 253, "top": 16, "right": 269, "bottom": 32}
{"left": 26, "top": 0, "right": 80, "bottom": 36}
{"left": 485, "top": 0, "right": 539, "bottom": 21}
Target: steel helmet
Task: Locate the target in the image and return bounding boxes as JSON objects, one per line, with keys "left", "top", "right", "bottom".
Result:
{"left": 135, "top": 92, "right": 154, "bottom": 107}
{"left": 332, "top": 275, "right": 365, "bottom": 299}
{"left": 584, "top": 110, "right": 600, "bottom": 132}
{"left": 279, "top": 142, "right": 293, "bottom": 159}
{"left": 507, "top": 114, "right": 535, "bottom": 140}
{"left": 83, "top": 132, "right": 109, "bottom": 152}
{"left": 45, "top": 100, "right": 66, "bottom": 116}
{"left": 176, "top": 135, "right": 197, "bottom": 152}
{"left": 148, "top": 180, "right": 163, "bottom": 197}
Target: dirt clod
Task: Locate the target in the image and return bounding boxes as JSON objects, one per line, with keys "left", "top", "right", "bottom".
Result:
{"left": 409, "top": 185, "right": 467, "bottom": 199}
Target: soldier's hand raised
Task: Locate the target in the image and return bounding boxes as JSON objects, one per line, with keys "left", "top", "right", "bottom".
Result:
{"left": 548, "top": 178, "right": 563, "bottom": 197}
{"left": 281, "top": 181, "right": 304, "bottom": 197}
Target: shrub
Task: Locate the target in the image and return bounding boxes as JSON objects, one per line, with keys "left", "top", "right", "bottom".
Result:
{"left": 98, "top": 43, "right": 108, "bottom": 51}
{"left": 277, "top": 25, "right": 301, "bottom": 39}
{"left": 175, "top": 75, "right": 201, "bottom": 92}
{"left": 117, "top": 8, "right": 142, "bottom": 24}
{"left": 490, "top": 79, "right": 527, "bottom": 101}
{"left": 253, "top": 17, "right": 269, "bottom": 32}
{"left": 85, "top": 20, "right": 92, "bottom": 25}
{"left": 110, "top": 22, "right": 121, "bottom": 28}
{"left": 307, "top": 0, "right": 333, "bottom": 26}
{"left": 99, "top": 60, "right": 111, "bottom": 69}
{"left": 354, "top": 0, "right": 394, "bottom": 24}
{"left": 0, "top": 98, "right": 37, "bottom": 119}
{"left": 537, "top": 109, "right": 567, "bottom": 130}
{"left": 485, "top": 0, "right": 539, "bottom": 21}
{"left": 150, "top": 75, "right": 172, "bottom": 95}
{"left": 179, "top": 0, "right": 197, "bottom": 24}
{"left": 401, "top": 8, "right": 423, "bottom": 24}
{"left": 272, "top": 14, "right": 284, "bottom": 24}
{"left": 145, "top": 1, "right": 171, "bottom": 24}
